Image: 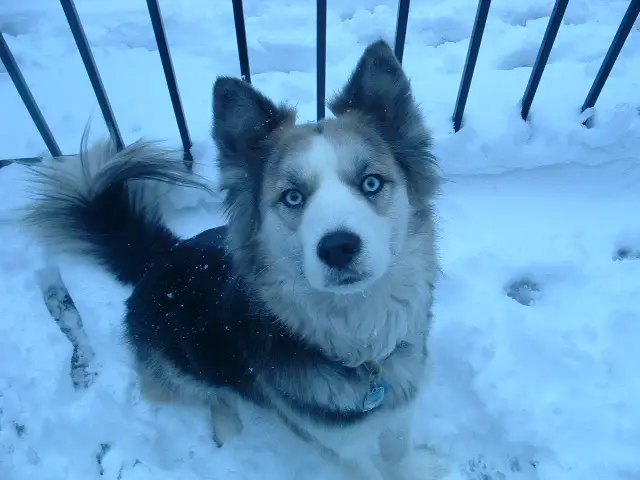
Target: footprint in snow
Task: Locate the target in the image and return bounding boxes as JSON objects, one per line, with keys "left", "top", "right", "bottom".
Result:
{"left": 613, "top": 247, "right": 640, "bottom": 261}
{"left": 505, "top": 278, "right": 542, "bottom": 306}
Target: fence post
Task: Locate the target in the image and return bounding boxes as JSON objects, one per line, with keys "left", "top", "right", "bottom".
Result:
{"left": 580, "top": 0, "right": 640, "bottom": 126}
{"left": 317, "top": 0, "right": 327, "bottom": 121}
{"left": 146, "top": 0, "right": 193, "bottom": 168}
{"left": 521, "top": 0, "right": 569, "bottom": 121}
{"left": 452, "top": 0, "right": 491, "bottom": 133}
{"left": 394, "top": 0, "right": 411, "bottom": 64}
{"left": 0, "top": 33, "right": 62, "bottom": 158}
{"left": 59, "top": 0, "right": 124, "bottom": 150}
{"left": 232, "top": 0, "right": 251, "bottom": 83}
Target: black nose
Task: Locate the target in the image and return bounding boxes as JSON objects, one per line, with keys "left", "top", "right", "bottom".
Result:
{"left": 317, "top": 230, "right": 362, "bottom": 268}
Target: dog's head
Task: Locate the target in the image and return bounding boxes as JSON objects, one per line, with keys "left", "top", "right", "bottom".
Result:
{"left": 212, "top": 40, "right": 437, "bottom": 295}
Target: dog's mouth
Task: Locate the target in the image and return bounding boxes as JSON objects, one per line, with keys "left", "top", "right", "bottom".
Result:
{"left": 335, "top": 275, "right": 363, "bottom": 286}
{"left": 322, "top": 270, "right": 372, "bottom": 293}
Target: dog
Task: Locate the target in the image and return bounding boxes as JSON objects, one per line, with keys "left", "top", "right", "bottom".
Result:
{"left": 23, "top": 40, "right": 442, "bottom": 479}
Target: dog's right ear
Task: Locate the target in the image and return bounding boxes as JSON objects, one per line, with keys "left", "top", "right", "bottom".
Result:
{"left": 212, "top": 78, "right": 296, "bottom": 259}
{"left": 212, "top": 77, "right": 296, "bottom": 162}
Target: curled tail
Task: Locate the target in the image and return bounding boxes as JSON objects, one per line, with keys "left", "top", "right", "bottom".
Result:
{"left": 23, "top": 132, "right": 212, "bottom": 285}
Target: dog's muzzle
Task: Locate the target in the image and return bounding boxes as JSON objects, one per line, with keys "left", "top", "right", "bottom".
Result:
{"left": 316, "top": 230, "right": 361, "bottom": 269}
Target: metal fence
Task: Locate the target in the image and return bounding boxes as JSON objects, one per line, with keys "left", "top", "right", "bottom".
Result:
{"left": 1, "top": 0, "right": 639, "bottom": 169}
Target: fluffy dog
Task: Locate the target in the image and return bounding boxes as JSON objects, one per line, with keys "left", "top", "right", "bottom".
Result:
{"left": 24, "top": 40, "right": 442, "bottom": 479}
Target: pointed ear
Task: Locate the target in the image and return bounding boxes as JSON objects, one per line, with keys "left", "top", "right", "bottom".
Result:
{"left": 328, "top": 40, "right": 413, "bottom": 130}
{"left": 212, "top": 76, "right": 296, "bottom": 161}
{"left": 211, "top": 77, "right": 296, "bottom": 260}
{"left": 329, "top": 40, "right": 438, "bottom": 203}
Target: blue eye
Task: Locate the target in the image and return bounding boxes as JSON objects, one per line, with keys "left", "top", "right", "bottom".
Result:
{"left": 361, "top": 174, "right": 384, "bottom": 195}
{"left": 281, "top": 189, "right": 305, "bottom": 208}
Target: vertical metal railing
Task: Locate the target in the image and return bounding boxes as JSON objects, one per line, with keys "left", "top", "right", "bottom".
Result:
{"left": 394, "top": 0, "right": 411, "bottom": 64}
{"left": 146, "top": 0, "right": 193, "bottom": 165}
{"left": 1, "top": 0, "right": 639, "bottom": 166}
{"left": 0, "top": 33, "right": 62, "bottom": 158}
{"left": 452, "top": 0, "right": 492, "bottom": 133}
{"left": 316, "top": 0, "right": 327, "bottom": 121}
{"left": 521, "top": 0, "right": 569, "bottom": 121}
{"left": 232, "top": 0, "right": 251, "bottom": 83}
{"left": 59, "top": 0, "right": 124, "bottom": 151}
{"left": 580, "top": 0, "right": 640, "bottom": 126}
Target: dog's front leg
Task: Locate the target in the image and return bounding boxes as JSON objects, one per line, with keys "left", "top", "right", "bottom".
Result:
{"left": 377, "top": 413, "right": 446, "bottom": 480}
{"left": 210, "top": 392, "right": 244, "bottom": 447}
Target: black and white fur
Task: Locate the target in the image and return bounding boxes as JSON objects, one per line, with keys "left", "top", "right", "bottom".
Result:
{"left": 23, "top": 40, "right": 443, "bottom": 479}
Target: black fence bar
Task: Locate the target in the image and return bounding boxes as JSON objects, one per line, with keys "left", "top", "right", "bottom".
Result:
{"left": 232, "top": 0, "right": 251, "bottom": 83}
{"left": 317, "top": 0, "right": 327, "bottom": 121}
{"left": 452, "top": 0, "right": 491, "bottom": 132}
{"left": 0, "top": 155, "right": 75, "bottom": 169}
{"left": 59, "top": 0, "right": 124, "bottom": 150}
{"left": 146, "top": 0, "right": 193, "bottom": 166}
{"left": 0, "top": 158, "right": 36, "bottom": 168}
{"left": 394, "top": 0, "right": 411, "bottom": 63}
{"left": 0, "top": 33, "right": 62, "bottom": 158}
{"left": 580, "top": 0, "right": 640, "bottom": 121}
{"left": 521, "top": 0, "right": 569, "bottom": 121}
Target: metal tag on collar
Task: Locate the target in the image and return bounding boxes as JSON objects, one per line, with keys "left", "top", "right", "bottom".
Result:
{"left": 363, "top": 385, "right": 385, "bottom": 412}
{"left": 362, "top": 361, "right": 388, "bottom": 412}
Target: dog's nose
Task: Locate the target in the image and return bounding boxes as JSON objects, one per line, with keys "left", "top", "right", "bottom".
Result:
{"left": 317, "top": 230, "right": 362, "bottom": 268}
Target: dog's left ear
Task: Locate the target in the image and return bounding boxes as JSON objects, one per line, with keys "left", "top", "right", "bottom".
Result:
{"left": 329, "top": 40, "right": 438, "bottom": 202}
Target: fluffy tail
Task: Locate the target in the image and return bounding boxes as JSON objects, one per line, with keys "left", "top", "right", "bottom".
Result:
{"left": 23, "top": 132, "right": 212, "bottom": 285}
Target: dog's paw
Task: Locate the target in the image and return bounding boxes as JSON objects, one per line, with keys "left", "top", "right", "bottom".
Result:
{"left": 210, "top": 404, "right": 243, "bottom": 448}
{"left": 384, "top": 445, "right": 449, "bottom": 480}
{"left": 342, "top": 459, "right": 386, "bottom": 480}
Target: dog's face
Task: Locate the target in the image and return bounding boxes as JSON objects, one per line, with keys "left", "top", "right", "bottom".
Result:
{"left": 212, "top": 40, "right": 437, "bottom": 295}
{"left": 259, "top": 121, "right": 410, "bottom": 293}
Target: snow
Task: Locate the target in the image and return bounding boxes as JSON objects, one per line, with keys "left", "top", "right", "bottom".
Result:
{"left": 1, "top": 0, "right": 640, "bottom": 479}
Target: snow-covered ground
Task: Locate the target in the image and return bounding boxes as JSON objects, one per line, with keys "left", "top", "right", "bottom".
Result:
{"left": 1, "top": 0, "right": 639, "bottom": 479}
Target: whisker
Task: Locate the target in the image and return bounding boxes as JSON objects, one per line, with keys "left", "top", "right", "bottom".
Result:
{"left": 253, "top": 252, "right": 303, "bottom": 279}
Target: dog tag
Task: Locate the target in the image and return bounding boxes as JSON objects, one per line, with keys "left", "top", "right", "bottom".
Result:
{"left": 363, "top": 385, "right": 385, "bottom": 412}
